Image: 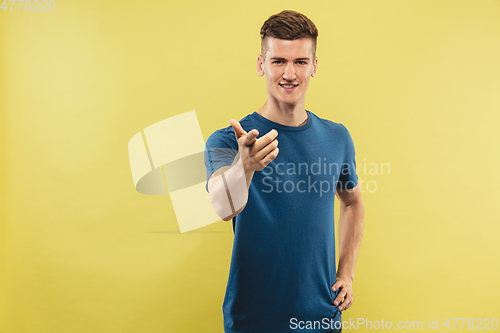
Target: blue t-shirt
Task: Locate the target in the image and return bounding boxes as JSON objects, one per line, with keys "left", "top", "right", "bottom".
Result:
{"left": 204, "top": 110, "right": 358, "bottom": 333}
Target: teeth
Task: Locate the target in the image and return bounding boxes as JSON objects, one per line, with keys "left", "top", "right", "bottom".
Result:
{"left": 282, "top": 85, "right": 296, "bottom": 88}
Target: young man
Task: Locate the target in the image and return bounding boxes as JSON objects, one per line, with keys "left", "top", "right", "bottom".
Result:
{"left": 204, "top": 10, "right": 365, "bottom": 333}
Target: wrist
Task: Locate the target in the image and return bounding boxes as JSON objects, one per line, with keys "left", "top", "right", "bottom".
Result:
{"left": 337, "top": 271, "right": 354, "bottom": 283}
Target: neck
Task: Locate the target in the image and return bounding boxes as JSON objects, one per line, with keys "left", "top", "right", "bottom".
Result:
{"left": 256, "top": 98, "right": 308, "bottom": 127}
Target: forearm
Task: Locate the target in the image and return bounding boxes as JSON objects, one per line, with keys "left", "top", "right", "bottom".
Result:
{"left": 208, "top": 155, "right": 255, "bottom": 221}
{"left": 230, "top": 153, "right": 255, "bottom": 191}
{"left": 337, "top": 201, "right": 365, "bottom": 281}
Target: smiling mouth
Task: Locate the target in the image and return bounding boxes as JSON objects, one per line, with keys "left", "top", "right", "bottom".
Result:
{"left": 280, "top": 84, "right": 298, "bottom": 89}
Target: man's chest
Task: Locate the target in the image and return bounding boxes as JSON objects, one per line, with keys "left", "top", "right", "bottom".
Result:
{"left": 251, "top": 134, "right": 345, "bottom": 200}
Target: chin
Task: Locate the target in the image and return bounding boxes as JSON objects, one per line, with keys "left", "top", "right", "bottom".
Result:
{"left": 271, "top": 93, "right": 300, "bottom": 105}
{"left": 281, "top": 100, "right": 299, "bottom": 105}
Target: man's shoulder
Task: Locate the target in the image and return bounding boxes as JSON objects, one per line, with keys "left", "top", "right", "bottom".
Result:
{"left": 309, "top": 111, "right": 348, "bottom": 134}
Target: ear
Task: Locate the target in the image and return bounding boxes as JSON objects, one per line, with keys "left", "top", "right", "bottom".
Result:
{"left": 257, "top": 54, "right": 265, "bottom": 77}
{"left": 311, "top": 56, "right": 318, "bottom": 77}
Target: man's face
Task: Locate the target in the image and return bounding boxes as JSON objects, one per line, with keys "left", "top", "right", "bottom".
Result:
{"left": 257, "top": 37, "right": 317, "bottom": 106}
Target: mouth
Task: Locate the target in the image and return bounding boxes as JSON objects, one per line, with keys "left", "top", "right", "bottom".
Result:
{"left": 279, "top": 83, "right": 298, "bottom": 91}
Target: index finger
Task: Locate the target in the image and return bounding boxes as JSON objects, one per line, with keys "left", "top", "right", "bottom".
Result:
{"left": 229, "top": 119, "right": 247, "bottom": 139}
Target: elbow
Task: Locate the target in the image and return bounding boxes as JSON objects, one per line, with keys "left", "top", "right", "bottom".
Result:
{"left": 215, "top": 198, "right": 247, "bottom": 222}
{"left": 353, "top": 199, "right": 364, "bottom": 211}
{"left": 358, "top": 200, "right": 365, "bottom": 214}
{"left": 219, "top": 202, "right": 247, "bottom": 221}
{"left": 343, "top": 199, "right": 364, "bottom": 215}
{"left": 210, "top": 195, "right": 230, "bottom": 221}
{"left": 353, "top": 201, "right": 365, "bottom": 223}
{"left": 354, "top": 201, "right": 365, "bottom": 215}
{"left": 209, "top": 190, "right": 246, "bottom": 222}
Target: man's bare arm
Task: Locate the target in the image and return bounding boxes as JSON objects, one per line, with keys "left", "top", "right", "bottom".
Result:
{"left": 207, "top": 156, "right": 255, "bottom": 221}
{"left": 207, "top": 119, "right": 279, "bottom": 222}
{"left": 332, "top": 183, "right": 365, "bottom": 311}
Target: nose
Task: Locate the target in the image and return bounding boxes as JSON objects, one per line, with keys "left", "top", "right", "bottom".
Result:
{"left": 283, "top": 63, "right": 296, "bottom": 81}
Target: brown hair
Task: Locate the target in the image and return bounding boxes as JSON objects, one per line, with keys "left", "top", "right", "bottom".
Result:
{"left": 260, "top": 10, "right": 319, "bottom": 61}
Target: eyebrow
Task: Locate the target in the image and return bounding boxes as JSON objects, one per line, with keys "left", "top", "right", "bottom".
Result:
{"left": 270, "top": 57, "right": 310, "bottom": 61}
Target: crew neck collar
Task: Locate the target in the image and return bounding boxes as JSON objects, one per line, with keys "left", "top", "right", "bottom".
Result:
{"left": 250, "top": 110, "right": 313, "bottom": 132}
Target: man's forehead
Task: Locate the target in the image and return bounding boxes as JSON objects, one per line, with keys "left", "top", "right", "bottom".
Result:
{"left": 266, "top": 37, "right": 313, "bottom": 48}
{"left": 265, "top": 37, "right": 314, "bottom": 58}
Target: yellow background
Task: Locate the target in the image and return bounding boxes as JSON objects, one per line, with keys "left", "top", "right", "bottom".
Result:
{"left": 1, "top": 0, "right": 499, "bottom": 332}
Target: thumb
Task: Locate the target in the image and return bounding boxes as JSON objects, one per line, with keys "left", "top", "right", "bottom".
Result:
{"left": 229, "top": 119, "right": 247, "bottom": 139}
{"left": 243, "top": 129, "right": 259, "bottom": 146}
{"left": 332, "top": 281, "right": 342, "bottom": 292}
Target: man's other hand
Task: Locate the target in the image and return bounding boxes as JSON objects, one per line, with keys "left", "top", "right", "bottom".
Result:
{"left": 332, "top": 276, "right": 354, "bottom": 311}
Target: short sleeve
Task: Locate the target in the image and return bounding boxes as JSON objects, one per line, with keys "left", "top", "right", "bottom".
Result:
{"left": 337, "top": 124, "right": 359, "bottom": 190}
{"left": 204, "top": 128, "right": 239, "bottom": 193}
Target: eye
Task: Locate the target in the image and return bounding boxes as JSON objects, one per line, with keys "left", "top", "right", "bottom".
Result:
{"left": 297, "top": 61, "right": 307, "bottom": 65}
{"left": 273, "top": 61, "right": 284, "bottom": 64}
